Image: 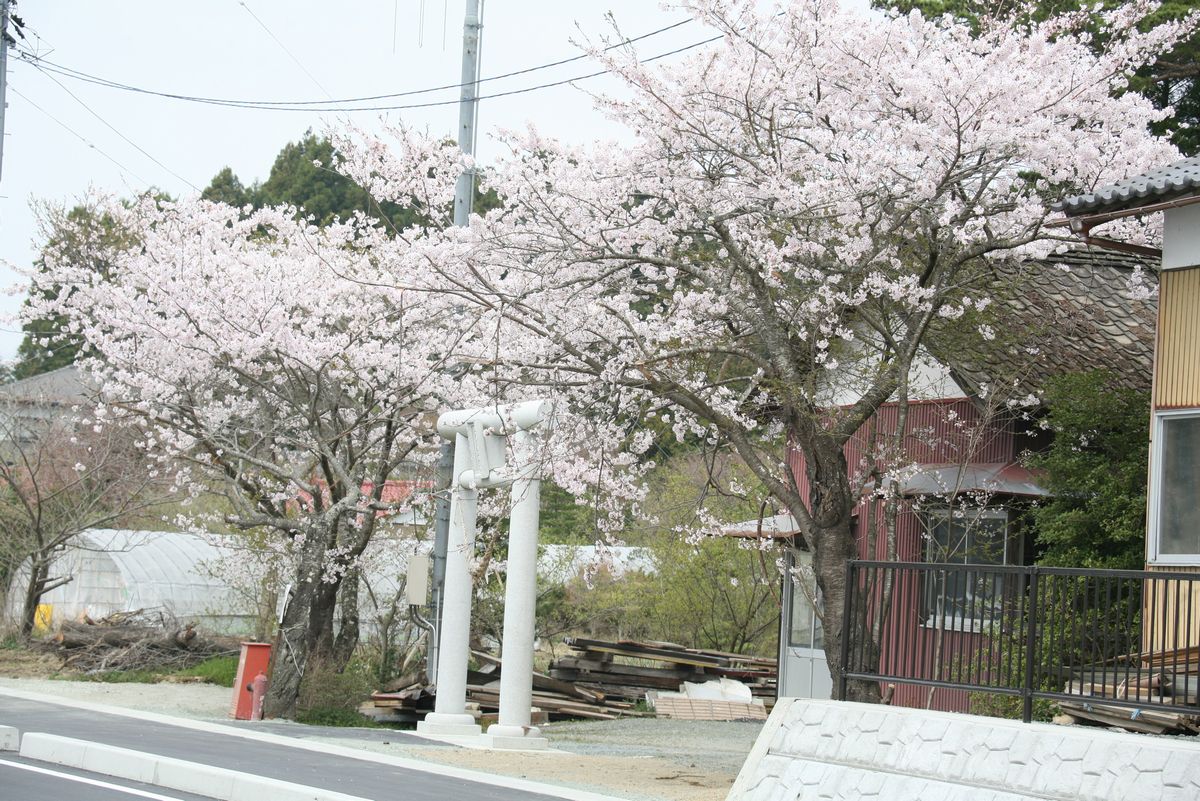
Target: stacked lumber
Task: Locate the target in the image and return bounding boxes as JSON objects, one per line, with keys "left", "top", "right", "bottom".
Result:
{"left": 467, "top": 651, "right": 646, "bottom": 721}
{"left": 549, "top": 638, "right": 777, "bottom": 708}
{"left": 358, "top": 684, "right": 434, "bottom": 724}
{"left": 1058, "top": 698, "right": 1200, "bottom": 735}
{"left": 1056, "top": 645, "right": 1200, "bottom": 735}
{"left": 359, "top": 650, "right": 649, "bottom": 723}
{"left": 465, "top": 681, "right": 637, "bottom": 721}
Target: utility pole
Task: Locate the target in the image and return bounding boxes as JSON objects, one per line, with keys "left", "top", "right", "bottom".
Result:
{"left": 426, "top": 443, "right": 452, "bottom": 683}
{"left": 0, "top": 0, "right": 10, "bottom": 183}
{"left": 428, "top": 0, "right": 483, "bottom": 686}
{"left": 452, "top": 0, "right": 481, "bottom": 226}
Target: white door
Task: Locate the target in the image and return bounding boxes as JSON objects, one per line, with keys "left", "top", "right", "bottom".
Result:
{"left": 778, "top": 549, "right": 833, "bottom": 699}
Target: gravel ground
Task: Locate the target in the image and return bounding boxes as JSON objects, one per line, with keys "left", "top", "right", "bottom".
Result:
{"left": 541, "top": 718, "right": 762, "bottom": 775}
{"left": 0, "top": 676, "right": 232, "bottom": 719}
{"left": 0, "top": 677, "right": 760, "bottom": 801}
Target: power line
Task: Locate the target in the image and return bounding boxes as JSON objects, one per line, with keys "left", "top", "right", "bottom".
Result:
{"left": 9, "top": 85, "right": 149, "bottom": 186}
{"left": 12, "top": 17, "right": 695, "bottom": 110}
{"left": 35, "top": 67, "right": 200, "bottom": 191}
{"left": 237, "top": 1, "right": 333, "bottom": 101}
{"left": 22, "top": 33, "right": 721, "bottom": 115}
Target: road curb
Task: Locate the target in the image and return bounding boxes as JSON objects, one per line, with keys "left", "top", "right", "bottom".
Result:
{"left": 0, "top": 686, "right": 630, "bottom": 801}
{"left": 0, "top": 724, "right": 17, "bottom": 751}
{"left": 19, "top": 732, "right": 372, "bottom": 801}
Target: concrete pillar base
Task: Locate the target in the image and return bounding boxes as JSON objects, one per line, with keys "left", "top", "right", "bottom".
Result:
{"left": 417, "top": 713, "right": 482, "bottom": 736}
{"left": 479, "top": 730, "right": 550, "bottom": 751}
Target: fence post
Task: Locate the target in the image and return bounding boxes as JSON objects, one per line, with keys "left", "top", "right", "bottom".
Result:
{"left": 838, "top": 559, "right": 855, "bottom": 702}
{"left": 1022, "top": 566, "right": 1039, "bottom": 724}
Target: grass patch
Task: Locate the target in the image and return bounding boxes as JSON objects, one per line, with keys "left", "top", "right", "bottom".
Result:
{"left": 179, "top": 655, "right": 238, "bottom": 687}
{"left": 294, "top": 707, "right": 381, "bottom": 728}
{"left": 54, "top": 655, "right": 240, "bottom": 687}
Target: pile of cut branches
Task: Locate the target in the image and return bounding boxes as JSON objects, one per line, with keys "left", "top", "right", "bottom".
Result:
{"left": 46, "top": 611, "right": 241, "bottom": 674}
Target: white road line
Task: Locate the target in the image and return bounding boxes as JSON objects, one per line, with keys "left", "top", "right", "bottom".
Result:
{"left": 0, "top": 758, "right": 193, "bottom": 801}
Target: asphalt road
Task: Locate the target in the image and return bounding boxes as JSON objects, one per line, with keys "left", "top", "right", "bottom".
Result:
{"left": 0, "top": 754, "right": 213, "bottom": 801}
{"left": 224, "top": 718, "right": 451, "bottom": 746}
{"left": 0, "top": 696, "right": 570, "bottom": 801}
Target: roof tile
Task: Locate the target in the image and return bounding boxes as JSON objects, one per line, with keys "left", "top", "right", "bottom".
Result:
{"left": 1057, "top": 157, "right": 1200, "bottom": 215}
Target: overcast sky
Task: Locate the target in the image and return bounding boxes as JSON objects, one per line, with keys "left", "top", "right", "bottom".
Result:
{"left": 0, "top": 0, "right": 868, "bottom": 363}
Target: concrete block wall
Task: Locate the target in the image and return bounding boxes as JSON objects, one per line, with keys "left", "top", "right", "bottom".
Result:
{"left": 728, "top": 698, "right": 1200, "bottom": 801}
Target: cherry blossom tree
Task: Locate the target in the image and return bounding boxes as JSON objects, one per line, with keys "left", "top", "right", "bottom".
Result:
{"left": 25, "top": 187, "right": 645, "bottom": 717}
{"left": 335, "top": 0, "right": 1193, "bottom": 701}
{"left": 23, "top": 196, "right": 478, "bottom": 717}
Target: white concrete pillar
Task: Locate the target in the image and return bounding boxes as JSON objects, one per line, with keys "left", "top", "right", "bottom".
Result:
{"left": 418, "top": 432, "right": 483, "bottom": 736}
{"left": 483, "top": 429, "right": 548, "bottom": 749}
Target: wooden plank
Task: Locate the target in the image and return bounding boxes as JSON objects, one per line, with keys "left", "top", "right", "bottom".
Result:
{"left": 566, "top": 638, "right": 727, "bottom": 668}
{"left": 553, "top": 656, "right": 703, "bottom": 680}
{"left": 682, "top": 646, "right": 778, "bottom": 667}
{"left": 550, "top": 667, "right": 688, "bottom": 691}
{"left": 472, "top": 650, "right": 606, "bottom": 702}
{"left": 1058, "top": 702, "right": 1181, "bottom": 735}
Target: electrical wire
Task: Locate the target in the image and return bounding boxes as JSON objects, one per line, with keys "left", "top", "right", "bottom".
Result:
{"left": 35, "top": 68, "right": 201, "bottom": 191}
{"left": 237, "top": 1, "right": 333, "bottom": 100}
{"left": 11, "top": 17, "right": 695, "bottom": 110}
{"left": 9, "top": 85, "right": 150, "bottom": 186}
{"left": 21, "top": 33, "right": 721, "bottom": 115}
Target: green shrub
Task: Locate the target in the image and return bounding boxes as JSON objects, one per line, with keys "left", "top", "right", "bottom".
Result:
{"left": 1028, "top": 370, "right": 1149, "bottom": 570}
{"left": 294, "top": 707, "right": 381, "bottom": 727}
{"left": 294, "top": 655, "right": 376, "bottom": 726}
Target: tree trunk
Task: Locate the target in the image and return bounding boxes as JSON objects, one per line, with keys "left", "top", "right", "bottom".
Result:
{"left": 803, "top": 438, "right": 882, "bottom": 704}
{"left": 263, "top": 529, "right": 347, "bottom": 719}
{"left": 815, "top": 522, "right": 882, "bottom": 703}
{"left": 54, "top": 621, "right": 240, "bottom": 653}
{"left": 332, "top": 567, "right": 360, "bottom": 669}
{"left": 20, "top": 557, "right": 51, "bottom": 638}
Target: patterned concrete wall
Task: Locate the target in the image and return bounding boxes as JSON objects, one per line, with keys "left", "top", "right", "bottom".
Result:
{"left": 728, "top": 698, "right": 1200, "bottom": 801}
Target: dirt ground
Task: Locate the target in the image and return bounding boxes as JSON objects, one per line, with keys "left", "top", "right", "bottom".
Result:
{"left": 0, "top": 645, "right": 60, "bottom": 679}
{"left": 409, "top": 745, "right": 736, "bottom": 801}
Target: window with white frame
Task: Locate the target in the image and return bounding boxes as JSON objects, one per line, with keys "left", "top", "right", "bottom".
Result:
{"left": 921, "top": 508, "right": 1015, "bottom": 631}
{"left": 787, "top": 549, "right": 824, "bottom": 650}
{"left": 1150, "top": 410, "right": 1200, "bottom": 563}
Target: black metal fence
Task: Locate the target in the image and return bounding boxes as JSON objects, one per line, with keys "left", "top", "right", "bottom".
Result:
{"left": 839, "top": 561, "right": 1200, "bottom": 723}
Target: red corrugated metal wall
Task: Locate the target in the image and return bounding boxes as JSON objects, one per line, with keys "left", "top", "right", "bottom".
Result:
{"left": 789, "top": 398, "right": 1017, "bottom": 713}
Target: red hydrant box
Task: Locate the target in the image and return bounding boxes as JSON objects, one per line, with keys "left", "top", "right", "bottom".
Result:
{"left": 231, "top": 642, "right": 272, "bottom": 720}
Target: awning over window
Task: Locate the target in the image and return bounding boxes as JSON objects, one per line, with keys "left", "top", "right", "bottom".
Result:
{"left": 719, "top": 463, "right": 1046, "bottom": 540}
{"left": 721, "top": 512, "right": 802, "bottom": 539}
{"left": 897, "top": 463, "right": 1048, "bottom": 498}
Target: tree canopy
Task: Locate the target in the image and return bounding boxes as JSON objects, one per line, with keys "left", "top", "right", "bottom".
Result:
{"left": 876, "top": 0, "right": 1200, "bottom": 154}
{"left": 13, "top": 203, "right": 135, "bottom": 380}
{"left": 14, "top": 131, "right": 465, "bottom": 380}
{"left": 201, "top": 131, "right": 497, "bottom": 232}
{"left": 1030, "top": 371, "right": 1150, "bottom": 570}
{"left": 327, "top": 0, "right": 1187, "bottom": 699}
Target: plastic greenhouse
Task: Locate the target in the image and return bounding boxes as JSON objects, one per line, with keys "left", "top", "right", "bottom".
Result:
{"left": 3, "top": 529, "right": 256, "bottom": 634}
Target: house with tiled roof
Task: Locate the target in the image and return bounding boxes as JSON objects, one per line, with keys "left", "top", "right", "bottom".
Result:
{"left": 772, "top": 246, "right": 1158, "bottom": 706}
{"left": 0, "top": 365, "right": 94, "bottom": 445}
{"left": 1056, "top": 156, "right": 1200, "bottom": 638}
